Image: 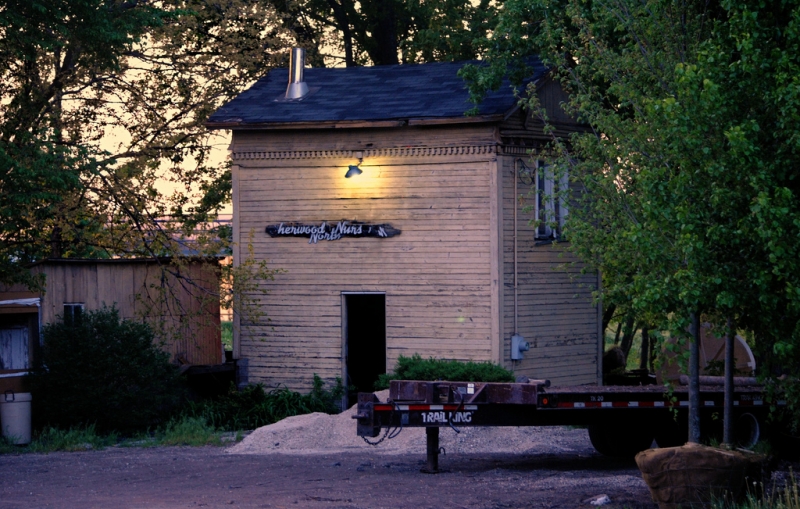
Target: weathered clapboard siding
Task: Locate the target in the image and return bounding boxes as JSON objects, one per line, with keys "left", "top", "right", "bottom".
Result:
{"left": 231, "top": 126, "right": 500, "bottom": 392}
{"left": 0, "top": 259, "right": 222, "bottom": 392}
{"left": 230, "top": 131, "right": 600, "bottom": 391}
{"left": 35, "top": 260, "right": 222, "bottom": 366}
{"left": 209, "top": 58, "right": 608, "bottom": 395}
{"left": 499, "top": 79, "right": 587, "bottom": 143}
{"left": 499, "top": 154, "right": 601, "bottom": 386}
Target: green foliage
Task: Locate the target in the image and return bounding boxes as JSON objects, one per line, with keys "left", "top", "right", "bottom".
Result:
{"left": 28, "top": 305, "right": 184, "bottom": 434}
{"left": 29, "top": 425, "right": 118, "bottom": 453}
{"left": 0, "top": 0, "right": 293, "bottom": 285}
{"left": 0, "top": 425, "right": 116, "bottom": 454}
{"left": 221, "top": 320, "right": 233, "bottom": 351}
{"left": 160, "top": 417, "right": 221, "bottom": 446}
{"left": 465, "top": 0, "right": 800, "bottom": 423}
{"left": 181, "top": 376, "right": 344, "bottom": 432}
{"left": 2, "top": 374, "right": 341, "bottom": 453}
{"left": 374, "top": 354, "right": 515, "bottom": 390}
{"left": 280, "top": 0, "right": 499, "bottom": 67}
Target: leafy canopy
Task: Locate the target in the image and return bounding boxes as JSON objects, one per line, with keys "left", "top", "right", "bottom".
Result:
{"left": 0, "top": 0, "right": 293, "bottom": 288}
{"left": 281, "top": 0, "right": 501, "bottom": 67}
{"left": 466, "top": 0, "right": 800, "bottom": 370}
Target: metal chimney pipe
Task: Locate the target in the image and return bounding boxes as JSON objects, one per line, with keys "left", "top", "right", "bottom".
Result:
{"left": 285, "top": 48, "right": 309, "bottom": 99}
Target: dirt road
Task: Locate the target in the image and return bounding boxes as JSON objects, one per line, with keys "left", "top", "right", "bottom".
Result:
{"left": 0, "top": 437, "right": 657, "bottom": 509}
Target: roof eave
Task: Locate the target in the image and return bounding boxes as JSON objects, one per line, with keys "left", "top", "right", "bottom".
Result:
{"left": 205, "top": 114, "right": 505, "bottom": 131}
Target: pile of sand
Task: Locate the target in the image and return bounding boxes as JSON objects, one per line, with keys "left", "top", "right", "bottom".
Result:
{"left": 227, "top": 390, "right": 594, "bottom": 456}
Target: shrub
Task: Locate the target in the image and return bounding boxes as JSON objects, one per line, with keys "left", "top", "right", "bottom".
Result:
{"left": 182, "top": 375, "right": 343, "bottom": 431}
{"left": 28, "top": 305, "right": 184, "bottom": 433}
{"left": 374, "top": 354, "right": 515, "bottom": 390}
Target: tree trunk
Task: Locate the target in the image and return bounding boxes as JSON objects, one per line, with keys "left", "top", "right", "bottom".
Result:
{"left": 364, "top": 0, "right": 399, "bottom": 65}
{"left": 619, "top": 316, "right": 637, "bottom": 359}
{"left": 613, "top": 321, "right": 623, "bottom": 344}
{"left": 326, "top": 0, "right": 355, "bottom": 67}
{"left": 639, "top": 326, "right": 650, "bottom": 371}
{"left": 602, "top": 303, "right": 617, "bottom": 337}
{"left": 723, "top": 316, "right": 735, "bottom": 446}
{"left": 688, "top": 312, "right": 701, "bottom": 444}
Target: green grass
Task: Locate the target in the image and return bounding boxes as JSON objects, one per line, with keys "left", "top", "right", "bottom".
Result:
{"left": 0, "top": 417, "right": 247, "bottom": 454}
{"left": 221, "top": 320, "right": 233, "bottom": 351}
{"left": 160, "top": 417, "right": 222, "bottom": 446}
{"left": 0, "top": 374, "right": 341, "bottom": 455}
{"left": 0, "top": 425, "right": 117, "bottom": 454}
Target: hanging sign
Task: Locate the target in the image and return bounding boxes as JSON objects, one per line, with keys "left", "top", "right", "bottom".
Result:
{"left": 265, "top": 221, "right": 401, "bottom": 244}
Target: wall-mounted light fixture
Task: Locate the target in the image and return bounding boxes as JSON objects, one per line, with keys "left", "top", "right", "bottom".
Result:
{"left": 345, "top": 151, "right": 364, "bottom": 178}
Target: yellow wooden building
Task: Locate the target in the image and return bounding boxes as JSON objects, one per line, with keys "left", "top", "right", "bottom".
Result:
{"left": 207, "top": 51, "right": 602, "bottom": 395}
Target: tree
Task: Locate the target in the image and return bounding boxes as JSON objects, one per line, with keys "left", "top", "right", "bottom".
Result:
{"left": 0, "top": 0, "right": 292, "bottom": 288}
{"left": 280, "top": 0, "right": 500, "bottom": 67}
{"left": 465, "top": 0, "right": 800, "bottom": 432}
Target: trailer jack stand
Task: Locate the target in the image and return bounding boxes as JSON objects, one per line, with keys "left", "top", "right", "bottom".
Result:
{"left": 421, "top": 427, "right": 441, "bottom": 474}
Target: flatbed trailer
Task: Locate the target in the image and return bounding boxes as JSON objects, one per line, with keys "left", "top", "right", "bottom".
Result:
{"left": 354, "top": 380, "right": 782, "bottom": 472}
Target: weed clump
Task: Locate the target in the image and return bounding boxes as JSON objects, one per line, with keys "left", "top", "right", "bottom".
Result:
{"left": 181, "top": 375, "right": 344, "bottom": 432}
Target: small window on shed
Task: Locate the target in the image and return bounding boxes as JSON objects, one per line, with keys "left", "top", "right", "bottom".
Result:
{"left": 534, "top": 161, "right": 568, "bottom": 240}
{"left": 64, "top": 303, "right": 84, "bottom": 326}
{"left": 0, "top": 326, "right": 29, "bottom": 370}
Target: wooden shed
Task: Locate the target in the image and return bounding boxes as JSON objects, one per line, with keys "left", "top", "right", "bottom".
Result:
{"left": 207, "top": 56, "right": 602, "bottom": 395}
{"left": 0, "top": 258, "right": 222, "bottom": 393}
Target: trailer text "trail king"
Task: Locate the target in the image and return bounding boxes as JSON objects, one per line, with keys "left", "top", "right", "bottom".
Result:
{"left": 421, "top": 411, "right": 473, "bottom": 423}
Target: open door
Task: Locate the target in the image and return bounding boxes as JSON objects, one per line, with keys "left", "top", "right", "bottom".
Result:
{"left": 343, "top": 293, "right": 386, "bottom": 407}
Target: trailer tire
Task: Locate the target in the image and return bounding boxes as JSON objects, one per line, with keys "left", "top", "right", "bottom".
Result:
{"left": 734, "top": 413, "right": 760, "bottom": 449}
{"left": 588, "top": 423, "right": 654, "bottom": 458}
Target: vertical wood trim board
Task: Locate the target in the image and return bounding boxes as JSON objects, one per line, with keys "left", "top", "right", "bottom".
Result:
{"left": 489, "top": 155, "right": 502, "bottom": 364}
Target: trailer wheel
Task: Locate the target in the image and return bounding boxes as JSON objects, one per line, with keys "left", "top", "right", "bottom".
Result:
{"left": 734, "top": 413, "right": 760, "bottom": 449}
{"left": 588, "top": 423, "right": 654, "bottom": 458}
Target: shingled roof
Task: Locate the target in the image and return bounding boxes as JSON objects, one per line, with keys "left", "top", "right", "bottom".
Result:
{"left": 206, "top": 59, "right": 546, "bottom": 129}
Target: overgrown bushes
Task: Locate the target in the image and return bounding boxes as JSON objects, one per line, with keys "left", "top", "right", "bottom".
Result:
{"left": 181, "top": 375, "right": 343, "bottom": 431}
{"left": 24, "top": 305, "right": 512, "bottom": 447}
{"left": 28, "top": 305, "right": 184, "bottom": 433}
{"left": 374, "top": 354, "right": 515, "bottom": 390}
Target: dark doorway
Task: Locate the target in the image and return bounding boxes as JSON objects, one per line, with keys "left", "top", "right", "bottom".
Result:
{"left": 344, "top": 293, "right": 386, "bottom": 407}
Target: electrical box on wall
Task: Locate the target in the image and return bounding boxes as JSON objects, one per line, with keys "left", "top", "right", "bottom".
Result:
{"left": 511, "top": 334, "right": 530, "bottom": 360}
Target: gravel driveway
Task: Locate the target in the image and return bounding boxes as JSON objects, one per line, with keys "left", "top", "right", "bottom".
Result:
{"left": 0, "top": 425, "right": 658, "bottom": 509}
